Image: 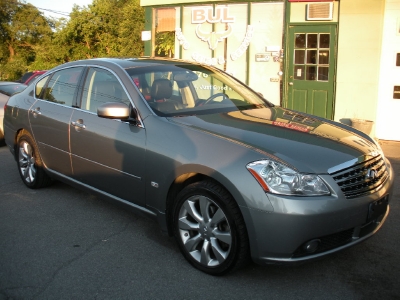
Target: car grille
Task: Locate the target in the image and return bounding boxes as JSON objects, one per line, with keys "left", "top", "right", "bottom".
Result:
{"left": 330, "top": 154, "right": 389, "bottom": 199}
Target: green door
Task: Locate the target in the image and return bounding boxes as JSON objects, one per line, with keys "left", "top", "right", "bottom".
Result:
{"left": 285, "top": 25, "right": 336, "bottom": 119}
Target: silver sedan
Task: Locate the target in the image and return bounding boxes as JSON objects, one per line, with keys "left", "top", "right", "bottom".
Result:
{"left": 3, "top": 58, "right": 394, "bottom": 275}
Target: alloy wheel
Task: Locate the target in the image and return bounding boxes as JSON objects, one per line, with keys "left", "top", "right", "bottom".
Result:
{"left": 18, "top": 140, "right": 36, "bottom": 184}
{"left": 177, "top": 195, "right": 232, "bottom": 267}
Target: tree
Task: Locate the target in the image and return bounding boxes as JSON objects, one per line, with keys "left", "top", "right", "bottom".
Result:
{"left": 56, "top": 0, "right": 144, "bottom": 60}
{"left": 155, "top": 31, "right": 175, "bottom": 57}
{"left": 0, "top": 0, "right": 145, "bottom": 80}
{"left": 117, "top": 0, "right": 145, "bottom": 57}
{"left": 0, "top": 0, "right": 54, "bottom": 79}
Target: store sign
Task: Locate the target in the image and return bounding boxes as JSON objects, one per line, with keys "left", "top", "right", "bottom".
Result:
{"left": 176, "top": 5, "right": 258, "bottom": 71}
{"left": 191, "top": 6, "right": 235, "bottom": 51}
{"left": 255, "top": 53, "right": 270, "bottom": 62}
{"left": 230, "top": 25, "right": 253, "bottom": 61}
{"left": 195, "top": 24, "right": 233, "bottom": 50}
{"left": 191, "top": 7, "right": 235, "bottom": 24}
{"left": 141, "top": 31, "right": 151, "bottom": 41}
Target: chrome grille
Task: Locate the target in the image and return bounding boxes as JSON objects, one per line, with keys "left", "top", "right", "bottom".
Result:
{"left": 330, "top": 155, "right": 389, "bottom": 198}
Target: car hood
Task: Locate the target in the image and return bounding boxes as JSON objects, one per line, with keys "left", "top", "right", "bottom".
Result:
{"left": 168, "top": 106, "right": 380, "bottom": 173}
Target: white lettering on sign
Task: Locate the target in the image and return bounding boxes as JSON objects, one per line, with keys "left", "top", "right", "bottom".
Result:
{"left": 176, "top": 5, "right": 256, "bottom": 76}
{"left": 230, "top": 25, "right": 254, "bottom": 61}
{"left": 175, "top": 28, "right": 190, "bottom": 50}
{"left": 191, "top": 52, "right": 225, "bottom": 66}
{"left": 192, "top": 6, "right": 235, "bottom": 24}
{"left": 194, "top": 85, "right": 233, "bottom": 91}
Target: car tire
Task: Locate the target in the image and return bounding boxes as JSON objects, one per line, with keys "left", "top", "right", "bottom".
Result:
{"left": 17, "top": 131, "right": 52, "bottom": 189}
{"left": 173, "top": 180, "right": 250, "bottom": 275}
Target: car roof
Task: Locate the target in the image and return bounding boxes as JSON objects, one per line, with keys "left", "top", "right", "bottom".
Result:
{"left": 57, "top": 57, "right": 201, "bottom": 70}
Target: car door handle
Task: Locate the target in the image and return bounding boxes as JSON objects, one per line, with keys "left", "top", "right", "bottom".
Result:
{"left": 71, "top": 120, "right": 86, "bottom": 130}
{"left": 30, "top": 107, "right": 42, "bottom": 117}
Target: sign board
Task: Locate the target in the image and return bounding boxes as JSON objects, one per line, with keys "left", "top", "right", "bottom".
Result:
{"left": 255, "top": 53, "right": 270, "bottom": 62}
{"left": 141, "top": 31, "right": 151, "bottom": 41}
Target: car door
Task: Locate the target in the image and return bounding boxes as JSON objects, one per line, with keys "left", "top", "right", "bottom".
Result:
{"left": 70, "top": 67, "right": 146, "bottom": 206}
{"left": 29, "top": 67, "right": 84, "bottom": 176}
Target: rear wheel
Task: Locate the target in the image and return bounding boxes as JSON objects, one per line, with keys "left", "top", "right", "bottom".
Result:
{"left": 173, "top": 180, "right": 250, "bottom": 275}
{"left": 17, "top": 131, "right": 52, "bottom": 189}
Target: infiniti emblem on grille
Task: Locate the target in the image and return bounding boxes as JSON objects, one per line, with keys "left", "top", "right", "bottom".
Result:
{"left": 366, "top": 169, "right": 377, "bottom": 180}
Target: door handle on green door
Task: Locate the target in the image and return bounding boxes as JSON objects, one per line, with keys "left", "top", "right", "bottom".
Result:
{"left": 288, "top": 82, "right": 293, "bottom": 86}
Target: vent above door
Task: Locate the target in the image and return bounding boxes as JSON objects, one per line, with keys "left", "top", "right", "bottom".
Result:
{"left": 307, "top": 3, "right": 333, "bottom": 21}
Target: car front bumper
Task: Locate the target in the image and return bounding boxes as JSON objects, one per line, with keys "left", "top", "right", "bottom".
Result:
{"left": 242, "top": 162, "right": 395, "bottom": 265}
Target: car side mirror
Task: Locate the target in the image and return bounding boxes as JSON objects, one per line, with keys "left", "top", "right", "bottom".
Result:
{"left": 97, "top": 102, "right": 130, "bottom": 120}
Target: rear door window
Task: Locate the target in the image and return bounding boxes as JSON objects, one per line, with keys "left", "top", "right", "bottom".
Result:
{"left": 40, "top": 67, "right": 84, "bottom": 106}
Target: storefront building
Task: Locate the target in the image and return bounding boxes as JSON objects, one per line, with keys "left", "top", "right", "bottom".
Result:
{"left": 140, "top": 0, "right": 400, "bottom": 141}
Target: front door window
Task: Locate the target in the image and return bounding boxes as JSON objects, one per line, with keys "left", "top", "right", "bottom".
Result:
{"left": 81, "top": 68, "right": 130, "bottom": 113}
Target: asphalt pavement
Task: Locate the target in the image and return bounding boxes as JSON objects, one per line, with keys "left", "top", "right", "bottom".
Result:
{"left": 0, "top": 140, "right": 399, "bottom": 300}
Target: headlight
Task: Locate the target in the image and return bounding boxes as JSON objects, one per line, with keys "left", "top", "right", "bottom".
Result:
{"left": 246, "top": 160, "right": 330, "bottom": 196}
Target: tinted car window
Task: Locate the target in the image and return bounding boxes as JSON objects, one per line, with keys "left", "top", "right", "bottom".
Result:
{"left": 35, "top": 76, "right": 49, "bottom": 98}
{"left": 81, "top": 67, "right": 130, "bottom": 113}
{"left": 41, "top": 67, "right": 83, "bottom": 106}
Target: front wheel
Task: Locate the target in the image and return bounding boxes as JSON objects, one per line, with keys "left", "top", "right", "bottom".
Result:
{"left": 173, "top": 180, "right": 250, "bottom": 275}
{"left": 17, "top": 131, "right": 52, "bottom": 189}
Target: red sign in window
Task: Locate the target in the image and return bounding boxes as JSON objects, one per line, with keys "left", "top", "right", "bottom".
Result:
{"left": 272, "top": 121, "right": 310, "bottom": 133}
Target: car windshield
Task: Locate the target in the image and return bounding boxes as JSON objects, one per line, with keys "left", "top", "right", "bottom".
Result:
{"left": 0, "top": 83, "right": 27, "bottom": 96}
{"left": 125, "top": 64, "right": 273, "bottom": 117}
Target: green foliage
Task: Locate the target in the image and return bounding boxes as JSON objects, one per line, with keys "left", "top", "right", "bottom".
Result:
{"left": 155, "top": 31, "right": 175, "bottom": 57}
{"left": 0, "top": 0, "right": 145, "bottom": 80}
{"left": 118, "top": 0, "right": 145, "bottom": 57}
{"left": 0, "top": 58, "right": 26, "bottom": 80}
{"left": 0, "top": 0, "right": 56, "bottom": 79}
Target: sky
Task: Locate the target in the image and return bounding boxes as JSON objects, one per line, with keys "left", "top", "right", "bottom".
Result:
{"left": 27, "top": 0, "right": 93, "bottom": 18}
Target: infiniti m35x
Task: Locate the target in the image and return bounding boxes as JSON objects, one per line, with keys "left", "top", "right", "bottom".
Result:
{"left": 3, "top": 58, "right": 394, "bottom": 275}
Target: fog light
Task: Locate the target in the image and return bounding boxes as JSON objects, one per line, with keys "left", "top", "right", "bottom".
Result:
{"left": 303, "top": 239, "right": 321, "bottom": 253}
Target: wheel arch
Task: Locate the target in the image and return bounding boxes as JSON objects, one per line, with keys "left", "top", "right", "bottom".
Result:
{"left": 164, "top": 170, "right": 247, "bottom": 237}
{"left": 167, "top": 174, "right": 252, "bottom": 274}
{"left": 13, "top": 128, "right": 31, "bottom": 160}
{"left": 14, "top": 128, "right": 53, "bottom": 188}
